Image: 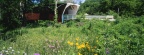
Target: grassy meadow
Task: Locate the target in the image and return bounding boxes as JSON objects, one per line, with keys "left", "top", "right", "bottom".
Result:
{"left": 0, "top": 17, "right": 144, "bottom": 55}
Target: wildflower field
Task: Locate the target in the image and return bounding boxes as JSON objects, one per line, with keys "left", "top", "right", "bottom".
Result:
{"left": 0, "top": 17, "right": 144, "bottom": 55}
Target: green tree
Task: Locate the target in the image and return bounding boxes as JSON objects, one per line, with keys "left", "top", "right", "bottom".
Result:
{"left": 79, "top": 0, "right": 144, "bottom": 16}
{"left": 79, "top": 0, "right": 100, "bottom": 15}
{"left": 135, "top": 0, "right": 144, "bottom": 16}
{"left": 0, "top": 0, "right": 57, "bottom": 31}
{"left": 0, "top": 0, "right": 22, "bottom": 31}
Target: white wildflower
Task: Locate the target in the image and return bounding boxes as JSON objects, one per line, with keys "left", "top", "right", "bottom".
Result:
{"left": 17, "top": 51, "right": 20, "bottom": 53}
{"left": 12, "top": 49, "right": 14, "bottom": 52}
{"left": 9, "top": 47, "right": 12, "bottom": 49}
{"left": 2, "top": 50, "right": 4, "bottom": 52}
{"left": 23, "top": 52, "right": 27, "bottom": 55}
{"left": 3, "top": 47, "right": 5, "bottom": 49}
{"left": 5, "top": 51, "right": 8, "bottom": 53}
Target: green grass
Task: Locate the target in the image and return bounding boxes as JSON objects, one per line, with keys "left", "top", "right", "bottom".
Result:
{"left": 0, "top": 17, "right": 144, "bottom": 55}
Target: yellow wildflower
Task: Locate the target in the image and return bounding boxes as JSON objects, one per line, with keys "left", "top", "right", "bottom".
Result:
{"left": 67, "top": 41, "right": 73, "bottom": 46}
{"left": 96, "top": 40, "right": 98, "bottom": 43}
{"left": 86, "top": 42, "right": 89, "bottom": 44}
{"left": 77, "top": 45, "right": 82, "bottom": 49}
{"left": 78, "top": 52, "right": 82, "bottom": 55}
{"left": 67, "top": 41, "right": 71, "bottom": 44}
{"left": 94, "top": 54, "right": 98, "bottom": 55}
{"left": 76, "top": 37, "right": 79, "bottom": 41}
{"left": 77, "top": 43, "right": 85, "bottom": 49}
{"left": 92, "top": 49, "right": 95, "bottom": 52}
{"left": 87, "top": 46, "right": 90, "bottom": 50}
{"left": 85, "top": 43, "right": 90, "bottom": 50}
{"left": 70, "top": 42, "right": 73, "bottom": 46}
{"left": 80, "top": 43, "right": 85, "bottom": 48}
{"left": 76, "top": 42, "right": 79, "bottom": 46}
{"left": 85, "top": 43, "right": 89, "bottom": 47}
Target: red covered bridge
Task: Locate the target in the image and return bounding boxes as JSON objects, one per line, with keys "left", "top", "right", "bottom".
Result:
{"left": 24, "top": 3, "right": 80, "bottom": 23}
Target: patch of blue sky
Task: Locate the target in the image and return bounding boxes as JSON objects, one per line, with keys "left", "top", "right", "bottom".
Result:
{"left": 31, "top": 0, "right": 40, "bottom": 4}
{"left": 74, "top": 0, "right": 85, "bottom": 4}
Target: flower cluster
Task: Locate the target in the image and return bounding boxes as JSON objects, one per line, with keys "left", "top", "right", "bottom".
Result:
{"left": 43, "top": 39, "right": 63, "bottom": 54}
{"left": 34, "top": 53, "right": 40, "bottom": 55}
{"left": 0, "top": 47, "right": 41, "bottom": 55}
{"left": 0, "top": 47, "right": 20, "bottom": 55}
{"left": 67, "top": 37, "right": 98, "bottom": 55}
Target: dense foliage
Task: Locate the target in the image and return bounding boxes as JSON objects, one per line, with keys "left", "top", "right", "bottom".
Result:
{"left": 0, "top": 17, "right": 144, "bottom": 55}
{"left": 0, "top": 0, "right": 144, "bottom": 31}
{"left": 0, "top": 0, "right": 56, "bottom": 32}
{"left": 0, "top": 0, "right": 22, "bottom": 31}
{"left": 79, "top": 0, "right": 144, "bottom": 16}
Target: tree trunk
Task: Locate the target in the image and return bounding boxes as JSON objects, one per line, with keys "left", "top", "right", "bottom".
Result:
{"left": 54, "top": 0, "right": 58, "bottom": 23}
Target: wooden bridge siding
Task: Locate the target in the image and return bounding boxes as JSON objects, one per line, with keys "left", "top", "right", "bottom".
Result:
{"left": 24, "top": 4, "right": 67, "bottom": 22}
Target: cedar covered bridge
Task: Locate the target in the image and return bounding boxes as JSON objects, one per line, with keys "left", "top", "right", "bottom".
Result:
{"left": 24, "top": 1, "right": 80, "bottom": 23}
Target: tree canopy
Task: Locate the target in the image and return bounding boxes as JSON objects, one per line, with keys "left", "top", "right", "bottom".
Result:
{"left": 0, "top": 0, "right": 22, "bottom": 31}
{"left": 0, "top": 0, "right": 55, "bottom": 31}
{"left": 79, "top": 0, "right": 144, "bottom": 16}
{"left": 0, "top": 0, "right": 144, "bottom": 32}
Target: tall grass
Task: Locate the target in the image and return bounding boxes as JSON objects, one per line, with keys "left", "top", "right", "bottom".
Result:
{"left": 0, "top": 17, "right": 144, "bottom": 55}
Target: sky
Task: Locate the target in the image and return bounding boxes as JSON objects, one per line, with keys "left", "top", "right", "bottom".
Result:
{"left": 74, "top": 0, "right": 86, "bottom": 4}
